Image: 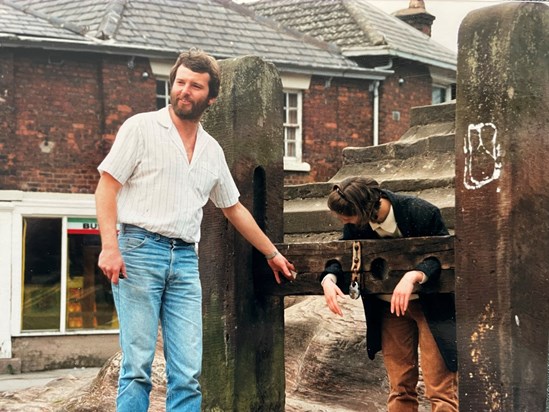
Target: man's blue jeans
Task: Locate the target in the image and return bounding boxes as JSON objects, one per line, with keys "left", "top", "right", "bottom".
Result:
{"left": 113, "top": 224, "right": 202, "bottom": 412}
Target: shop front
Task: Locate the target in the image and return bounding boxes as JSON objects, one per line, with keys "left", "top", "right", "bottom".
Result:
{"left": 0, "top": 191, "right": 119, "bottom": 372}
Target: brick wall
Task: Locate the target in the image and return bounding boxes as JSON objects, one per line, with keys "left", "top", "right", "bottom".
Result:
{"left": 0, "top": 50, "right": 16, "bottom": 185}
{"left": 292, "top": 76, "right": 372, "bottom": 185}
{"left": 284, "top": 61, "right": 432, "bottom": 185}
{"left": 0, "top": 49, "right": 155, "bottom": 193}
{"left": 0, "top": 49, "right": 433, "bottom": 191}
{"left": 378, "top": 62, "right": 432, "bottom": 144}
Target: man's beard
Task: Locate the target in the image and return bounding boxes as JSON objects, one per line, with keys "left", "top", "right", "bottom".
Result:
{"left": 171, "top": 94, "right": 210, "bottom": 121}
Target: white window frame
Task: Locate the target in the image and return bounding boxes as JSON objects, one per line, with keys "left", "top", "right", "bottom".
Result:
{"left": 430, "top": 66, "right": 456, "bottom": 104}
{"left": 1, "top": 191, "right": 118, "bottom": 342}
{"left": 150, "top": 60, "right": 173, "bottom": 109}
{"left": 432, "top": 84, "right": 452, "bottom": 104}
{"left": 156, "top": 79, "right": 169, "bottom": 109}
{"left": 283, "top": 89, "right": 310, "bottom": 172}
{"left": 280, "top": 74, "right": 311, "bottom": 172}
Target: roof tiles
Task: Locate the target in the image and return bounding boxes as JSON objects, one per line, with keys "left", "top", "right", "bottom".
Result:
{"left": 1, "top": 0, "right": 454, "bottom": 73}
{"left": 7, "top": 0, "right": 361, "bottom": 72}
{"left": 250, "top": 0, "right": 456, "bottom": 68}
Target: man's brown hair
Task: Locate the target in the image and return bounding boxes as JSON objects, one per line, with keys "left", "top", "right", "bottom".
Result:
{"left": 169, "top": 48, "right": 221, "bottom": 100}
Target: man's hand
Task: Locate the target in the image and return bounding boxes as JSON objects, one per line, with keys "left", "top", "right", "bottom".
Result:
{"left": 98, "top": 246, "right": 126, "bottom": 285}
{"left": 391, "top": 270, "right": 424, "bottom": 316}
{"left": 95, "top": 172, "right": 124, "bottom": 283}
{"left": 267, "top": 253, "right": 296, "bottom": 284}
{"left": 221, "top": 202, "right": 297, "bottom": 285}
{"left": 322, "top": 277, "right": 345, "bottom": 316}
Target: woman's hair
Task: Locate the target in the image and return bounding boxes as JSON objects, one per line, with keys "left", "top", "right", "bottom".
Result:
{"left": 328, "top": 176, "right": 382, "bottom": 227}
{"left": 169, "top": 48, "right": 221, "bottom": 100}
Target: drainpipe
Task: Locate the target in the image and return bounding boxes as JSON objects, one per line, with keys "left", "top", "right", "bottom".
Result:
{"left": 373, "top": 80, "right": 380, "bottom": 146}
{"left": 372, "top": 59, "right": 393, "bottom": 146}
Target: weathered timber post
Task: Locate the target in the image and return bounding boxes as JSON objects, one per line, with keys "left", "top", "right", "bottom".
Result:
{"left": 455, "top": 3, "right": 549, "bottom": 411}
{"left": 200, "top": 56, "right": 285, "bottom": 411}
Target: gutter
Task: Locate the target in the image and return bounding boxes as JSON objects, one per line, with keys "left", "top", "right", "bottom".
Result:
{"left": 343, "top": 47, "right": 457, "bottom": 72}
{"left": 0, "top": 34, "right": 180, "bottom": 59}
{"left": 0, "top": 35, "right": 394, "bottom": 81}
{"left": 275, "top": 63, "right": 392, "bottom": 81}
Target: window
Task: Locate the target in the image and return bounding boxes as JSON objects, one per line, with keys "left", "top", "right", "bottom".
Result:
{"left": 21, "top": 217, "right": 117, "bottom": 332}
{"left": 283, "top": 90, "right": 310, "bottom": 172}
{"left": 284, "top": 91, "right": 300, "bottom": 158}
{"left": 22, "top": 218, "right": 62, "bottom": 331}
{"left": 432, "top": 84, "right": 456, "bottom": 104}
{"left": 431, "top": 86, "right": 450, "bottom": 104}
{"left": 156, "top": 79, "right": 169, "bottom": 109}
{"left": 430, "top": 67, "right": 456, "bottom": 105}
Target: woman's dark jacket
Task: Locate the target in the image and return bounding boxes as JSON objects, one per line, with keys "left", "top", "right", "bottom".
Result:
{"left": 322, "top": 189, "right": 457, "bottom": 372}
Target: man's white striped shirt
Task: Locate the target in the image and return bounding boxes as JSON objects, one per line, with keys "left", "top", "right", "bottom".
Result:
{"left": 98, "top": 106, "right": 240, "bottom": 243}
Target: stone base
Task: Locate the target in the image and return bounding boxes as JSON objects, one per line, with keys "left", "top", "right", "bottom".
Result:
{"left": 0, "top": 358, "right": 22, "bottom": 375}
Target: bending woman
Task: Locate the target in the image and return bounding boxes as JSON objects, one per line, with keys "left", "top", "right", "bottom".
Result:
{"left": 321, "top": 176, "right": 458, "bottom": 411}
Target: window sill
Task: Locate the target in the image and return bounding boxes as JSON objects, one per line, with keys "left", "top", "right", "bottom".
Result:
{"left": 284, "top": 159, "right": 311, "bottom": 172}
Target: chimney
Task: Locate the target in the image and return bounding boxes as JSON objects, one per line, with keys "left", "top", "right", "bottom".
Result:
{"left": 394, "top": 0, "right": 436, "bottom": 37}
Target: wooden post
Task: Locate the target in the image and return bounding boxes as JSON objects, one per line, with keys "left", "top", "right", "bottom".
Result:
{"left": 455, "top": 3, "right": 549, "bottom": 411}
{"left": 200, "top": 56, "right": 285, "bottom": 411}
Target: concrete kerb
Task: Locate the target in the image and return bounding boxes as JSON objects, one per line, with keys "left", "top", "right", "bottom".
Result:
{"left": 0, "top": 367, "right": 100, "bottom": 393}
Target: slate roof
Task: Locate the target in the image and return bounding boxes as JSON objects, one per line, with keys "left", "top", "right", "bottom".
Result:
{"left": 0, "top": 1, "right": 86, "bottom": 41}
{"left": 249, "top": 0, "right": 457, "bottom": 70}
{"left": 0, "top": 0, "right": 391, "bottom": 79}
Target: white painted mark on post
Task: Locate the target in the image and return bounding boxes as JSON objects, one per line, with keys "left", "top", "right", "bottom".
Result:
{"left": 464, "top": 122, "right": 502, "bottom": 190}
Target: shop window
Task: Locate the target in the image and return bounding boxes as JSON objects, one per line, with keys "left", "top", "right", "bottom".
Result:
{"left": 22, "top": 218, "right": 62, "bottom": 331}
{"left": 21, "top": 217, "right": 118, "bottom": 332}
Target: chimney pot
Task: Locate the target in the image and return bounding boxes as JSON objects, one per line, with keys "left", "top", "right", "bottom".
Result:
{"left": 394, "top": 0, "right": 435, "bottom": 37}
{"left": 410, "top": 0, "right": 426, "bottom": 9}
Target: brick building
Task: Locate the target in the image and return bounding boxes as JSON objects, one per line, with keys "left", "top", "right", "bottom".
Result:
{"left": 0, "top": 0, "right": 454, "bottom": 372}
{"left": 251, "top": 0, "right": 456, "bottom": 183}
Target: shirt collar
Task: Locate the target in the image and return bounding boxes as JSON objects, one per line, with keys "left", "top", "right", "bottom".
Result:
{"left": 369, "top": 204, "right": 398, "bottom": 234}
{"left": 157, "top": 105, "right": 206, "bottom": 138}
{"left": 156, "top": 105, "right": 172, "bottom": 128}
{"left": 156, "top": 105, "right": 204, "bottom": 134}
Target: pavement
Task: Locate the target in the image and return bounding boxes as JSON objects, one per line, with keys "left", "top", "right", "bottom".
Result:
{"left": 0, "top": 367, "right": 100, "bottom": 393}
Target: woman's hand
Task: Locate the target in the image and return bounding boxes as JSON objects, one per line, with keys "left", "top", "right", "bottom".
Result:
{"left": 322, "top": 277, "right": 345, "bottom": 316}
{"left": 391, "top": 270, "right": 424, "bottom": 316}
